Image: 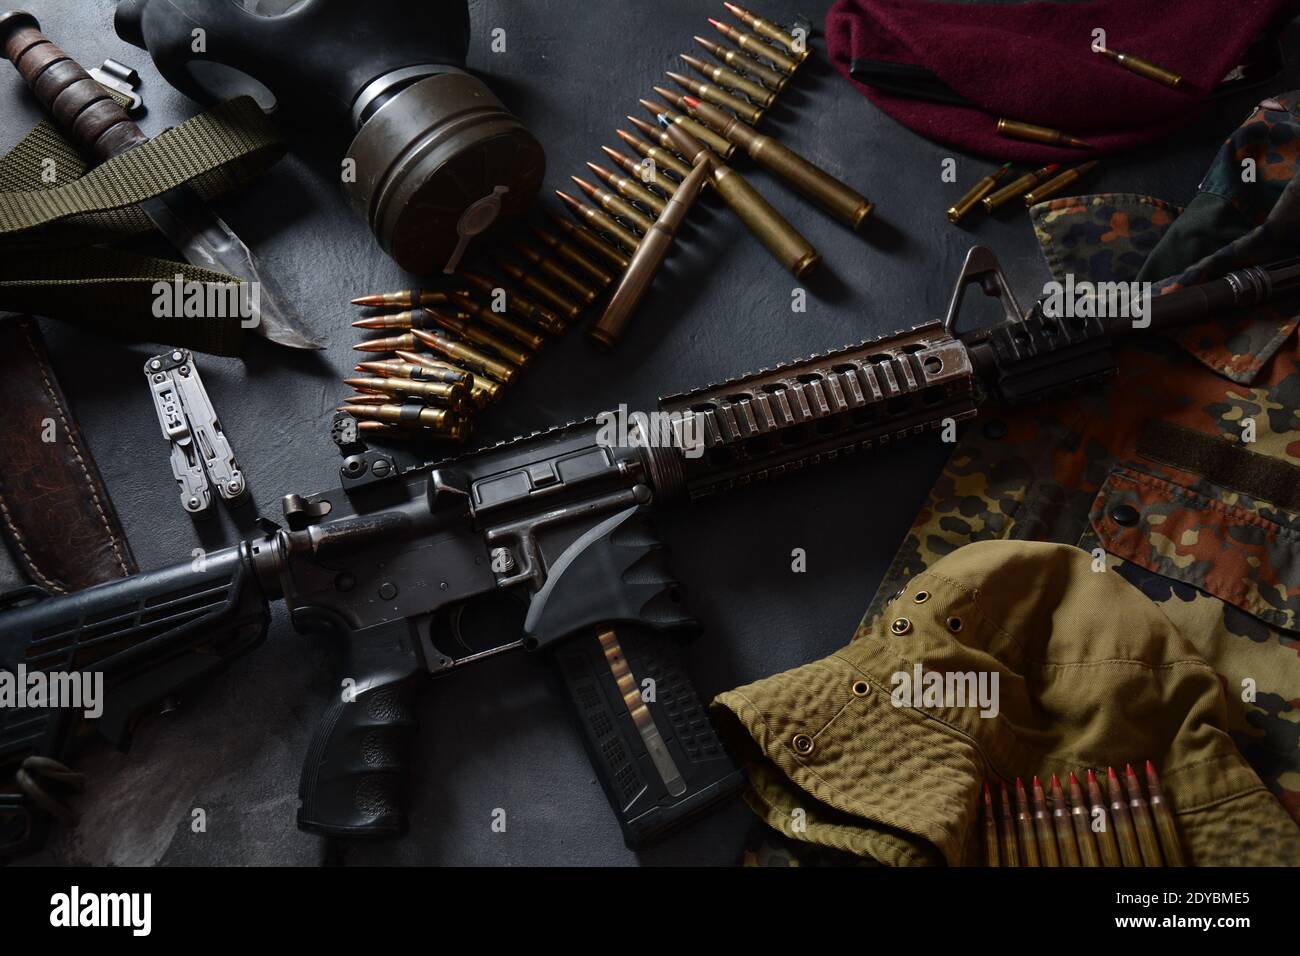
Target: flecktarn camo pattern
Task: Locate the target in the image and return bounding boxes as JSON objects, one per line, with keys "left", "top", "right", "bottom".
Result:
{"left": 859, "top": 93, "right": 1300, "bottom": 830}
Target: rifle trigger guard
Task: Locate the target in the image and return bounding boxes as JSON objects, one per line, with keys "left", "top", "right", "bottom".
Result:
{"left": 943, "top": 245, "right": 1025, "bottom": 333}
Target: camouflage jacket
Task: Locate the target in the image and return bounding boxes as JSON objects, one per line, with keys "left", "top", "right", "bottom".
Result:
{"left": 740, "top": 92, "right": 1300, "bottom": 867}
{"left": 858, "top": 93, "right": 1300, "bottom": 828}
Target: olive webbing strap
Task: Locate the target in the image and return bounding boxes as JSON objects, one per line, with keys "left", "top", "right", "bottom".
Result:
{"left": 0, "top": 95, "right": 285, "bottom": 356}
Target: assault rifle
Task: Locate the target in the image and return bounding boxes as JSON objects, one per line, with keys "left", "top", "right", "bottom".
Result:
{"left": 3, "top": 247, "right": 1296, "bottom": 859}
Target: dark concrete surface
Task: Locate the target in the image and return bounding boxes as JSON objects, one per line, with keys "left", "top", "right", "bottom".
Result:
{"left": 4, "top": 0, "right": 1297, "bottom": 866}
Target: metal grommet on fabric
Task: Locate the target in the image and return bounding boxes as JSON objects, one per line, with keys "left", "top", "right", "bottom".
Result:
{"left": 1110, "top": 504, "right": 1139, "bottom": 527}
{"left": 891, "top": 588, "right": 904, "bottom": 601}
{"left": 792, "top": 733, "right": 815, "bottom": 755}
{"left": 890, "top": 617, "right": 912, "bottom": 635}
{"left": 913, "top": 590, "right": 930, "bottom": 604}
{"left": 947, "top": 617, "right": 963, "bottom": 633}
{"left": 851, "top": 679, "right": 871, "bottom": 698}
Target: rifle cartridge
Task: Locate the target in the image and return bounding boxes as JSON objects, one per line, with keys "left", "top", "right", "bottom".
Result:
{"left": 693, "top": 33, "right": 789, "bottom": 90}
{"left": 664, "top": 120, "right": 820, "bottom": 278}
{"left": 723, "top": 3, "right": 811, "bottom": 61}
{"left": 639, "top": 99, "right": 736, "bottom": 160}
{"left": 339, "top": 402, "right": 466, "bottom": 439}
{"left": 353, "top": 421, "right": 425, "bottom": 441}
{"left": 998, "top": 782, "right": 1020, "bottom": 867}
{"left": 680, "top": 53, "right": 776, "bottom": 108}
{"left": 589, "top": 158, "right": 711, "bottom": 350}
{"left": 344, "top": 377, "right": 471, "bottom": 414}
{"left": 1013, "top": 777, "right": 1041, "bottom": 866}
{"left": 996, "top": 118, "right": 1092, "bottom": 150}
{"left": 354, "top": 332, "right": 419, "bottom": 353}
{"left": 1123, "top": 764, "right": 1164, "bottom": 867}
{"left": 1031, "top": 775, "right": 1062, "bottom": 866}
{"left": 708, "top": 17, "right": 799, "bottom": 75}
{"left": 683, "top": 96, "right": 873, "bottom": 229}
{"left": 411, "top": 328, "right": 517, "bottom": 384}
{"left": 1068, "top": 771, "right": 1102, "bottom": 867}
{"left": 982, "top": 782, "right": 1000, "bottom": 867}
{"left": 546, "top": 211, "right": 633, "bottom": 271}
{"left": 425, "top": 309, "right": 534, "bottom": 368}
{"left": 1143, "top": 761, "right": 1185, "bottom": 866}
{"left": 601, "top": 145, "right": 679, "bottom": 200}
{"left": 571, "top": 174, "right": 656, "bottom": 234}
{"left": 448, "top": 293, "right": 548, "bottom": 350}
{"left": 355, "top": 359, "right": 472, "bottom": 387}
{"left": 947, "top": 162, "right": 1013, "bottom": 223}
{"left": 1106, "top": 766, "right": 1144, "bottom": 867}
{"left": 1022, "top": 161, "right": 1099, "bottom": 206}
{"left": 496, "top": 258, "right": 584, "bottom": 320}
{"left": 513, "top": 242, "right": 601, "bottom": 303}
{"left": 666, "top": 71, "right": 763, "bottom": 125}
{"left": 981, "top": 164, "right": 1060, "bottom": 212}
{"left": 1086, "top": 768, "right": 1124, "bottom": 866}
{"left": 1098, "top": 47, "right": 1182, "bottom": 89}
{"left": 393, "top": 350, "right": 501, "bottom": 405}
{"left": 352, "top": 309, "right": 445, "bottom": 331}
{"left": 1049, "top": 773, "right": 1082, "bottom": 866}
{"left": 620, "top": 123, "right": 695, "bottom": 180}
{"left": 555, "top": 189, "right": 642, "bottom": 253}
{"left": 530, "top": 225, "right": 616, "bottom": 285}
{"left": 351, "top": 290, "right": 452, "bottom": 309}
{"left": 460, "top": 270, "right": 566, "bottom": 335}
{"left": 586, "top": 161, "right": 668, "bottom": 217}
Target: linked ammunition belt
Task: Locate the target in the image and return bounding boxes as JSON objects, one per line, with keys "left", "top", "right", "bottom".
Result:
{"left": 0, "top": 94, "right": 284, "bottom": 355}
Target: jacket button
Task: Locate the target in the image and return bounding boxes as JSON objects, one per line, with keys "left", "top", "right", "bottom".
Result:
{"left": 890, "top": 617, "right": 912, "bottom": 635}
{"left": 1110, "top": 504, "right": 1139, "bottom": 527}
{"left": 792, "top": 734, "right": 815, "bottom": 755}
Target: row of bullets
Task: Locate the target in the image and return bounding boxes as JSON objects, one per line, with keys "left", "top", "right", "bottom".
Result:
{"left": 549, "top": 3, "right": 874, "bottom": 349}
{"left": 980, "top": 763, "right": 1185, "bottom": 867}
{"left": 947, "top": 159, "right": 1099, "bottom": 224}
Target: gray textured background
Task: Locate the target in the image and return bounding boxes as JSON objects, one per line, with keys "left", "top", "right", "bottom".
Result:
{"left": 5, "top": 0, "right": 1296, "bottom": 865}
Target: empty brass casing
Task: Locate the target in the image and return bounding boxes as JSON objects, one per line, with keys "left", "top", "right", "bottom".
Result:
{"left": 664, "top": 122, "right": 819, "bottom": 278}
{"left": 680, "top": 53, "right": 776, "bottom": 108}
{"left": 496, "top": 259, "right": 584, "bottom": 320}
{"left": 723, "top": 3, "right": 811, "bottom": 61}
{"left": 570, "top": 175, "right": 656, "bottom": 234}
{"left": 996, "top": 118, "right": 1092, "bottom": 150}
{"left": 600, "top": 145, "right": 679, "bottom": 201}
{"left": 619, "top": 124, "right": 695, "bottom": 179}
{"left": 531, "top": 225, "right": 615, "bottom": 286}
{"left": 1023, "top": 161, "right": 1099, "bottom": 206}
{"left": 339, "top": 402, "right": 465, "bottom": 438}
{"left": 460, "top": 270, "right": 565, "bottom": 335}
{"left": 555, "top": 190, "right": 642, "bottom": 253}
{"left": 351, "top": 290, "right": 453, "bottom": 308}
{"left": 981, "top": 164, "right": 1060, "bottom": 212}
{"left": 425, "top": 309, "right": 533, "bottom": 368}
{"left": 708, "top": 18, "right": 799, "bottom": 75}
{"left": 513, "top": 243, "right": 600, "bottom": 303}
{"left": 666, "top": 71, "right": 763, "bottom": 125}
{"left": 447, "top": 293, "right": 548, "bottom": 349}
{"left": 693, "top": 34, "right": 788, "bottom": 90}
{"left": 344, "top": 376, "right": 470, "bottom": 413}
{"left": 1098, "top": 47, "right": 1182, "bottom": 89}
{"left": 639, "top": 99, "right": 736, "bottom": 161}
{"left": 411, "top": 329, "right": 517, "bottom": 384}
{"left": 590, "top": 159, "right": 712, "bottom": 350}
{"left": 393, "top": 350, "right": 500, "bottom": 406}
{"left": 586, "top": 161, "right": 667, "bottom": 217}
{"left": 546, "top": 211, "right": 632, "bottom": 271}
{"left": 685, "top": 98, "right": 872, "bottom": 229}
{"left": 947, "top": 162, "right": 1012, "bottom": 223}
